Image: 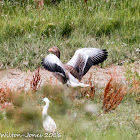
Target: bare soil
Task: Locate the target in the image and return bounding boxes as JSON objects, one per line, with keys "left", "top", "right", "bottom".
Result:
{"left": 0, "top": 65, "right": 139, "bottom": 91}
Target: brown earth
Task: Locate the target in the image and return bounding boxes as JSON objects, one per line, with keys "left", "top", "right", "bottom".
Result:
{"left": 0, "top": 65, "right": 139, "bottom": 91}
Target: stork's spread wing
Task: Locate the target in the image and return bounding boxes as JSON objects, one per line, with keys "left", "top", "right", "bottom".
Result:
{"left": 66, "top": 48, "right": 108, "bottom": 80}
{"left": 41, "top": 54, "right": 68, "bottom": 83}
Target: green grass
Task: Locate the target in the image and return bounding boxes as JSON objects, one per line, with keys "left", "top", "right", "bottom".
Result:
{"left": 0, "top": 0, "right": 140, "bottom": 69}
{"left": 0, "top": 84, "right": 139, "bottom": 140}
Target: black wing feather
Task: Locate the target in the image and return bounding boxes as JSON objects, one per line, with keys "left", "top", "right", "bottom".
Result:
{"left": 41, "top": 58, "right": 67, "bottom": 79}
{"left": 84, "top": 49, "right": 108, "bottom": 75}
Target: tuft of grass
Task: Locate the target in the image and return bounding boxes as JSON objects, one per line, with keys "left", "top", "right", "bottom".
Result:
{"left": 124, "top": 63, "right": 140, "bottom": 103}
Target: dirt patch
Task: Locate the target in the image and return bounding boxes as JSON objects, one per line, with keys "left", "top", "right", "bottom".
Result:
{"left": 0, "top": 65, "right": 139, "bottom": 91}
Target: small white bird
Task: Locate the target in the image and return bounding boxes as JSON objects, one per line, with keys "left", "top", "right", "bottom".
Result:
{"left": 41, "top": 97, "right": 57, "bottom": 133}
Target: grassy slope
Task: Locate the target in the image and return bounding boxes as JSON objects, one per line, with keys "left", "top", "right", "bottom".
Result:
{"left": 0, "top": 0, "right": 140, "bottom": 69}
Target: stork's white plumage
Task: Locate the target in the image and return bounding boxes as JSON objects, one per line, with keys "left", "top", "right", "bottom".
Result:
{"left": 41, "top": 98, "right": 57, "bottom": 133}
{"left": 41, "top": 47, "right": 108, "bottom": 87}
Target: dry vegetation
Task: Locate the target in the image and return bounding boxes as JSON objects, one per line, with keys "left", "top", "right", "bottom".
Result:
{"left": 30, "top": 67, "right": 42, "bottom": 92}
{"left": 81, "top": 73, "right": 96, "bottom": 99}
{"left": 102, "top": 76, "right": 126, "bottom": 113}
{"left": 0, "top": 84, "right": 12, "bottom": 112}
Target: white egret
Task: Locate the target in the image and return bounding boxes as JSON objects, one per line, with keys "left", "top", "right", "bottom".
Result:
{"left": 41, "top": 97, "right": 57, "bottom": 133}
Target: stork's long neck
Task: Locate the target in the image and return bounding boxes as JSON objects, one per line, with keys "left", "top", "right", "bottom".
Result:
{"left": 42, "top": 103, "right": 49, "bottom": 118}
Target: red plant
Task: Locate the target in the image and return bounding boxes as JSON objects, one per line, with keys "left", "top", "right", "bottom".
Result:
{"left": 36, "top": 0, "right": 44, "bottom": 8}
{"left": 30, "top": 67, "right": 42, "bottom": 92}
{"left": 0, "top": 84, "right": 11, "bottom": 104}
{"left": 81, "top": 72, "right": 95, "bottom": 99}
{"left": 0, "top": 83, "right": 12, "bottom": 111}
{"left": 102, "top": 74, "right": 126, "bottom": 113}
{"left": 85, "top": 0, "right": 87, "bottom": 5}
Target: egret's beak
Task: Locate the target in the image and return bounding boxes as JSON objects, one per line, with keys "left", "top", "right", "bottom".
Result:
{"left": 40, "top": 99, "right": 44, "bottom": 101}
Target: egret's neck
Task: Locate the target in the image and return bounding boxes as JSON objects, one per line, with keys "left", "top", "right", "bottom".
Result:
{"left": 42, "top": 103, "right": 49, "bottom": 116}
